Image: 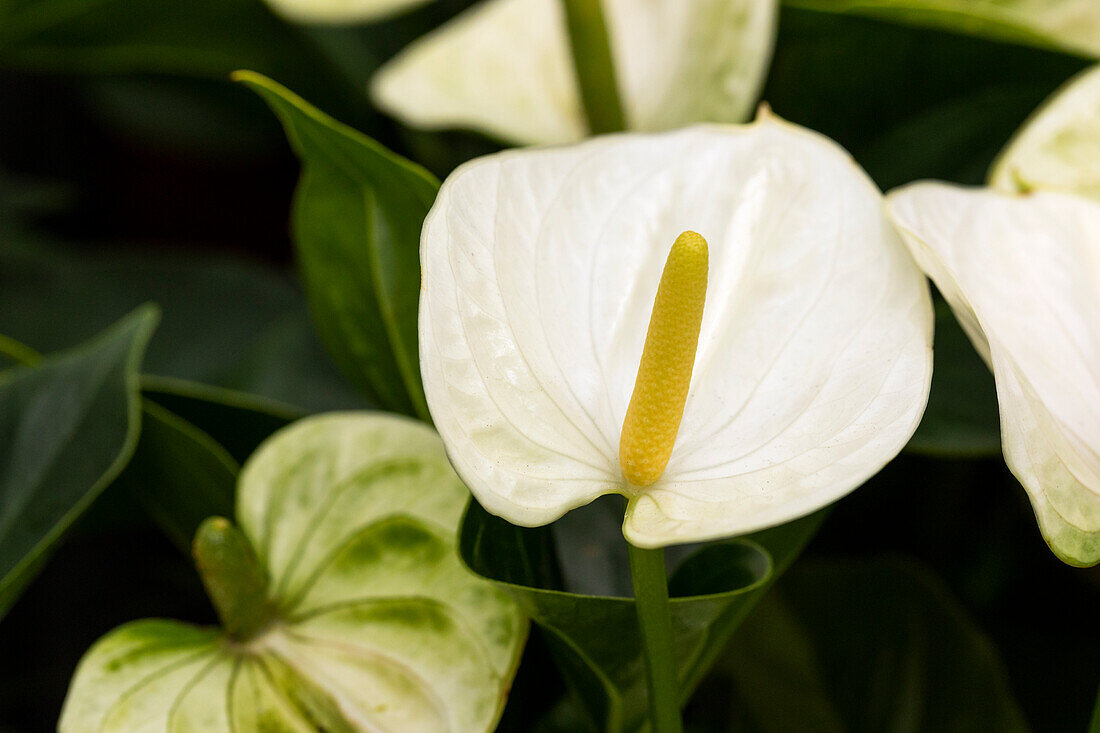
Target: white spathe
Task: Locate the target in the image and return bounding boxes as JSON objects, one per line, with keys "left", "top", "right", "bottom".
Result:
{"left": 263, "top": 0, "right": 431, "bottom": 23}
{"left": 371, "top": 0, "right": 778, "bottom": 145}
{"left": 991, "top": 64, "right": 1100, "bottom": 201}
{"left": 888, "top": 183, "right": 1100, "bottom": 566}
{"left": 420, "top": 119, "right": 934, "bottom": 548}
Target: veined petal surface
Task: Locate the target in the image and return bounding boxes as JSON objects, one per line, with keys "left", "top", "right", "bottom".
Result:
{"left": 991, "top": 64, "right": 1100, "bottom": 200}
{"left": 263, "top": 0, "right": 433, "bottom": 24}
{"left": 420, "top": 120, "right": 933, "bottom": 547}
{"left": 370, "top": 0, "right": 778, "bottom": 145}
{"left": 887, "top": 183, "right": 1100, "bottom": 566}
{"left": 61, "top": 413, "right": 526, "bottom": 731}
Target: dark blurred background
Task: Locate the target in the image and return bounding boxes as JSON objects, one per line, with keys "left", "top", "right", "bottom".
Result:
{"left": 0, "top": 1, "right": 1097, "bottom": 730}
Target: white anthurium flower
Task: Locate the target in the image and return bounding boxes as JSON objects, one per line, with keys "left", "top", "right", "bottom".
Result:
{"left": 60, "top": 414, "right": 526, "bottom": 731}
{"left": 419, "top": 117, "right": 935, "bottom": 548}
{"left": 991, "top": 64, "right": 1100, "bottom": 200}
{"left": 263, "top": 0, "right": 431, "bottom": 24}
{"left": 887, "top": 183, "right": 1100, "bottom": 566}
{"left": 371, "top": 0, "right": 778, "bottom": 145}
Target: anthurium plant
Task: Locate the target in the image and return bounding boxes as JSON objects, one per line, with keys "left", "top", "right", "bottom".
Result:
{"left": 0, "top": 0, "right": 1098, "bottom": 731}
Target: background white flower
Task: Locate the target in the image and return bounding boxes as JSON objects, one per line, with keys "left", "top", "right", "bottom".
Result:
{"left": 263, "top": 0, "right": 431, "bottom": 23}
{"left": 887, "top": 184, "right": 1100, "bottom": 566}
{"left": 371, "top": 0, "right": 778, "bottom": 145}
{"left": 420, "top": 119, "right": 934, "bottom": 547}
{"left": 991, "top": 64, "right": 1100, "bottom": 200}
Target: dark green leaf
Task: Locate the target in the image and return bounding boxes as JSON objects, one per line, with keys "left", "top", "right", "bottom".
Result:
{"left": 907, "top": 301, "right": 1001, "bottom": 457}
{"left": 780, "top": 0, "right": 1097, "bottom": 59}
{"left": 0, "top": 306, "right": 156, "bottom": 618}
{"left": 0, "top": 239, "right": 366, "bottom": 413}
{"left": 116, "top": 400, "right": 237, "bottom": 553}
{"left": 239, "top": 71, "right": 438, "bottom": 421}
{"left": 460, "top": 500, "right": 824, "bottom": 732}
{"left": 764, "top": 8, "right": 1088, "bottom": 189}
{"left": 0, "top": 0, "right": 349, "bottom": 98}
{"left": 141, "top": 377, "right": 296, "bottom": 464}
{"left": 718, "top": 559, "right": 1029, "bottom": 732}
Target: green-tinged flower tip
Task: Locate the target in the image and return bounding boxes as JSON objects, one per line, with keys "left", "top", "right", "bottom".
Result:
{"left": 61, "top": 415, "right": 525, "bottom": 732}
{"left": 193, "top": 516, "right": 275, "bottom": 641}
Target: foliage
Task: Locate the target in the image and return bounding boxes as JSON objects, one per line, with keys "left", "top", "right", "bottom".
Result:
{"left": 0, "top": 0, "right": 1097, "bottom": 730}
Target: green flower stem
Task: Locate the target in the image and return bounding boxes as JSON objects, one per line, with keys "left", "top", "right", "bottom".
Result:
{"left": 193, "top": 517, "right": 276, "bottom": 641}
{"left": 627, "top": 542, "right": 683, "bottom": 733}
{"left": 560, "top": 0, "right": 626, "bottom": 134}
{"left": 1089, "top": 684, "right": 1100, "bottom": 733}
{"left": 0, "top": 334, "right": 41, "bottom": 367}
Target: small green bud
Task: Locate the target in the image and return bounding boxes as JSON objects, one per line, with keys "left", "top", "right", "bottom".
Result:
{"left": 192, "top": 516, "right": 275, "bottom": 641}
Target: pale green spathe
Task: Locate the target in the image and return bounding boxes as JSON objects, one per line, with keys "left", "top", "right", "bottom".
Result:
{"left": 59, "top": 413, "right": 526, "bottom": 731}
{"left": 264, "top": 0, "right": 432, "bottom": 23}
{"left": 887, "top": 184, "right": 1100, "bottom": 567}
{"left": 784, "top": 0, "right": 1100, "bottom": 58}
{"left": 371, "top": 0, "right": 778, "bottom": 145}
{"left": 991, "top": 64, "right": 1100, "bottom": 200}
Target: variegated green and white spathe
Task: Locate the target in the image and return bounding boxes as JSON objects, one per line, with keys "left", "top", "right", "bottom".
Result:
{"left": 784, "top": 0, "right": 1100, "bottom": 58}
{"left": 263, "top": 0, "right": 431, "bottom": 24}
{"left": 371, "top": 0, "right": 778, "bottom": 145}
{"left": 887, "top": 185, "right": 1100, "bottom": 566}
{"left": 991, "top": 64, "right": 1100, "bottom": 200}
{"left": 419, "top": 118, "right": 934, "bottom": 548}
{"left": 59, "top": 413, "right": 526, "bottom": 732}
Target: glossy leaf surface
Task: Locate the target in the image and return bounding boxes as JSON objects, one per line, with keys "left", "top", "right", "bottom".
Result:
{"left": 461, "top": 500, "right": 824, "bottom": 731}
{"left": 0, "top": 239, "right": 364, "bottom": 414}
{"left": 116, "top": 400, "right": 238, "bottom": 552}
{"left": 719, "top": 559, "right": 1029, "bottom": 732}
{"left": 241, "top": 72, "right": 438, "bottom": 420}
{"left": 0, "top": 0, "right": 347, "bottom": 93}
{"left": 0, "top": 307, "right": 156, "bottom": 618}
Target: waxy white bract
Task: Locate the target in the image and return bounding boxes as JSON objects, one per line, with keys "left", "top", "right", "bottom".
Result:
{"left": 263, "top": 0, "right": 431, "bottom": 23}
{"left": 371, "top": 0, "right": 778, "bottom": 145}
{"left": 888, "top": 184, "right": 1100, "bottom": 566}
{"left": 991, "top": 64, "right": 1100, "bottom": 201}
{"left": 420, "top": 119, "right": 934, "bottom": 547}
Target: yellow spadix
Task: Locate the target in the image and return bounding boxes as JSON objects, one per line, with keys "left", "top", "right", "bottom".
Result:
{"left": 619, "top": 231, "right": 709, "bottom": 487}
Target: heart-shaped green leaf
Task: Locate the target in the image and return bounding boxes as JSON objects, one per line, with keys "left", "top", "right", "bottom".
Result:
{"left": 115, "top": 399, "right": 238, "bottom": 552}
{"left": 141, "top": 377, "right": 297, "bottom": 463}
{"left": 239, "top": 71, "right": 439, "bottom": 421}
{"left": 62, "top": 413, "right": 527, "bottom": 731}
{"left": 0, "top": 0, "right": 349, "bottom": 95}
{"left": 717, "top": 559, "right": 1029, "bottom": 732}
{"left": 460, "top": 501, "right": 825, "bottom": 731}
{"left": 0, "top": 238, "right": 364, "bottom": 413}
{"left": 0, "top": 306, "right": 156, "bottom": 619}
